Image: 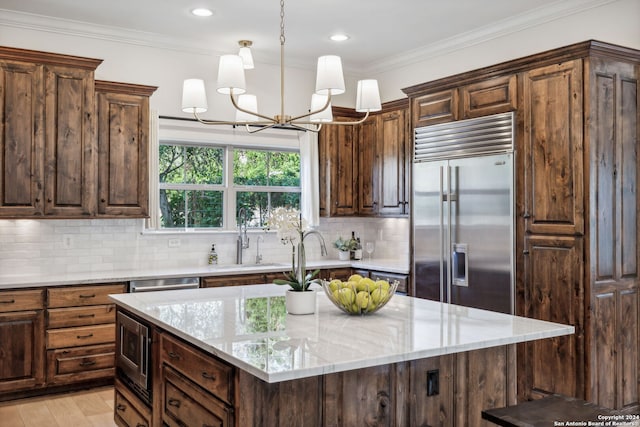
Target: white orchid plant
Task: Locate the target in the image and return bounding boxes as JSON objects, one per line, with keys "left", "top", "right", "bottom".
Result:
{"left": 265, "top": 207, "right": 320, "bottom": 292}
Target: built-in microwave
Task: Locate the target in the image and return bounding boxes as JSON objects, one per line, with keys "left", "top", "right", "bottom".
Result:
{"left": 116, "top": 310, "right": 151, "bottom": 404}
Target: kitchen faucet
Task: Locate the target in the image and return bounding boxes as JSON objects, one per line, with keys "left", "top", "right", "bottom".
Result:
{"left": 236, "top": 208, "right": 250, "bottom": 264}
{"left": 302, "top": 230, "right": 328, "bottom": 257}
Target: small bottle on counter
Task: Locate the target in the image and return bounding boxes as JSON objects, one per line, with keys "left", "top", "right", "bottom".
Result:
{"left": 208, "top": 244, "right": 218, "bottom": 265}
{"left": 354, "top": 237, "right": 363, "bottom": 260}
{"left": 349, "top": 231, "right": 358, "bottom": 260}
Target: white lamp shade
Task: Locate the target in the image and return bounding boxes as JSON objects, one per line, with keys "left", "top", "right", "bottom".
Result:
{"left": 181, "top": 79, "right": 208, "bottom": 113}
{"left": 355, "top": 79, "right": 382, "bottom": 112}
{"left": 235, "top": 94, "right": 259, "bottom": 122}
{"left": 238, "top": 46, "right": 254, "bottom": 69}
{"left": 217, "top": 55, "right": 246, "bottom": 95}
{"left": 315, "top": 55, "right": 345, "bottom": 96}
{"left": 310, "top": 94, "right": 333, "bottom": 122}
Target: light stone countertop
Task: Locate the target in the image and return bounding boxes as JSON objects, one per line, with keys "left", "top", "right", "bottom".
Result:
{"left": 110, "top": 283, "right": 574, "bottom": 383}
{"left": 0, "top": 258, "right": 409, "bottom": 289}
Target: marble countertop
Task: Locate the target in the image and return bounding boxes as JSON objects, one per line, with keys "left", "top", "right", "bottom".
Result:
{"left": 0, "top": 258, "right": 409, "bottom": 289}
{"left": 110, "top": 284, "right": 574, "bottom": 383}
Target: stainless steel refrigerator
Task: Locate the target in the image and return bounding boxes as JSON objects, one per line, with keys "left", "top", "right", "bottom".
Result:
{"left": 412, "top": 112, "right": 514, "bottom": 314}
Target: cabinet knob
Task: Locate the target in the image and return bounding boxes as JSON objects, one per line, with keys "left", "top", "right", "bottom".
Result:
{"left": 523, "top": 250, "right": 530, "bottom": 255}
{"left": 79, "top": 360, "right": 96, "bottom": 367}
{"left": 101, "top": 198, "right": 106, "bottom": 203}
{"left": 47, "top": 198, "right": 52, "bottom": 203}
{"left": 116, "top": 404, "right": 126, "bottom": 412}
{"left": 523, "top": 212, "right": 531, "bottom": 219}
{"left": 0, "top": 299, "right": 15, "bottom": 304}
{"left": 35, "top": 198, "right": 40, "bottom": 203}
{"left": 168, "top": 351, "right": 180, "bottom": 359}
{"left": 168, "top": 398, "right": 181, "bottom": 408}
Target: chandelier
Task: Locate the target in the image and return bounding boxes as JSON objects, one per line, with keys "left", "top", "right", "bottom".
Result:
{"left": 181, "top": 0, "right": 382, "bottom": 133}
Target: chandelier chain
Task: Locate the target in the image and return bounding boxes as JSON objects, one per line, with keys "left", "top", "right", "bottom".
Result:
{"left": 280, "top": 0, "right": 285, "bottom": 45}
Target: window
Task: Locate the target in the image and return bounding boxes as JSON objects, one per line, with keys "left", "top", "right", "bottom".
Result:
{"left": 157, "top": 142, "right": 300, "bottom": 230}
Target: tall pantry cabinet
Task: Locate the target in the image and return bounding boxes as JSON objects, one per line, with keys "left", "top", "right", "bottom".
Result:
{"left": 403, "top": 40, "right": 640, "bottom": 410}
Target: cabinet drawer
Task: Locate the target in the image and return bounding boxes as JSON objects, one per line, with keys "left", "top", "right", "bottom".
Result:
{"left": 115, "top": 379, "right": 151, "bottom": 427}
{"left": 0, "top": 289, "right": 44, "bottom": 312}
{"left": 47, "top": 304, "right": 116, "bottom": 328}
{"left": 47, "top": 284, "right": 125, "bottom": 308}
{"left": 161, "top": 333, "right": 234, "bottom": 404}
{"left": 371, "top": 271, "right": 409, "bottom": 294}
{"left": 163, "top": 366, "right": 233, "bottom": 427}
{"left": 46, "top": 343, "right": 115, "bottom": 383}
{"left": 46, "top": 323, "right": 115, "bottom": 349}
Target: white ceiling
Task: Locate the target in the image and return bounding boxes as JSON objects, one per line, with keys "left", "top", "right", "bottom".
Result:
{"left": 0, "top": 0, "right": 613, "bottom": 73}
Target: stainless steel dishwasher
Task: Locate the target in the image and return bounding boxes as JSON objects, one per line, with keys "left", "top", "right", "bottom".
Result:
{"left": 128, "top": 277, "right": 200, "bottom": 292}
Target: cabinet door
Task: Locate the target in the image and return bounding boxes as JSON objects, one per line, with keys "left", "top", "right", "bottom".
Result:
{"left": 377, "top": 109, "right": 408, "bottom": 216}
{"left": 587, "top": 57, "right": 640, "bottom": 410}
{"left": 0, "top": 310, "right": 45, "bottom": 393}
{"left": 0, "top": 60, "right": 45, "bottom": 217}
{"left": 43, "top": 64, "right": 96, "bottom": 217}
{"left": 522, "top": 60, "right": 584, "bottom": 235}
{"left": 358, "top": 118, "right": 377, "bottom": 215}
{"left": 413, "top": 89, "right": 458, "bottom": 128}
{"left": 521, "top": 235, "right": 584, "bottom": 400}
{"left": 461, "top": 74, "right": 517, "bottom": 119}
{"left": 97, "top": 83, "right": 154, "bottom": 217}
{"left": 319, "top": 119, "right": 358, "bottom": 216}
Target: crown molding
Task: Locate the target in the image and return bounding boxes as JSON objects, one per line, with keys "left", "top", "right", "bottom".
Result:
{"left": 0, "top": 8, "right": 221, "bottom": 57}
{"left": 0, "top": 0, "right": 621, "bottom": 76}
{"left": 362, "top": 0, "right": 619, "bottom": 75}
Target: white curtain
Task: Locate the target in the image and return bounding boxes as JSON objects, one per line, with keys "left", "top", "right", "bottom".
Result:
{"left": 299, "top": 131, "right": 320, "bottom": 227}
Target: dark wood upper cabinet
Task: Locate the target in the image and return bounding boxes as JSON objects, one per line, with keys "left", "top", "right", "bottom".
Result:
{"left": 320, "top": 101, "right": 410, "bottom": 218}
{"left": 357, "top": 117, "right": 377, "bottom": 215}
{"left": 43, "top": 64, "right": 97, "bottom": 217}
{"left": 522, "top": 60, "right": 584, "bottom": 236}
{"left": 461, "top": 74, "right": 517, "bottom": 119}
{"left": 376, "top": 108, "right": 409, "bottom": 216}
{"left": 0, "top": 46, "right": 157, "bottom": 219}
{"left": 318, "top": 111, "right": 359, "bottom": 217}
{"left": 412, "top": 88, "right": 458, "bottom": 128}
{"left": 0, "top": 59, "right": 45, "bottom": 217}
{"left": 96, "top": 81, "right": 156, "bottom": 218}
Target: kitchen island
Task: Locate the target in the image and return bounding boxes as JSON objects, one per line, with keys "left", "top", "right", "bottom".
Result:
{"left": 110, "top": 284, "right": 573, "bottom": 427}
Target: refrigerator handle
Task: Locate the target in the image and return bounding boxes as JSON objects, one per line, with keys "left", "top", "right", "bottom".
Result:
{"left": 439, "top": 165, "right": 445, "bottom": 303}
{"left": 446, "top": 165, "right": 453, "bottom": 303}
{"left": 452, "top": 243, "right": 469, "bottom": 287}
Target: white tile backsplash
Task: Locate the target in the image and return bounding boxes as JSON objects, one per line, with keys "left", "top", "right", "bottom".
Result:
{"left": 0, "top": 217, "right": 409, "bottom": 276}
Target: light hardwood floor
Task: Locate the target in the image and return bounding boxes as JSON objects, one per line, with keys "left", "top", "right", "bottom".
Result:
{"left": 0, "top": 387, "right": 116, "bottom": 427}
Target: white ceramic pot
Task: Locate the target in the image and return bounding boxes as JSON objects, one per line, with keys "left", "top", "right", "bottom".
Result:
{"left": 338, "top": 250, "right": 350, "bottom": 261}
{"left": 286, "top": 289, "right": 316, "bottom": 315}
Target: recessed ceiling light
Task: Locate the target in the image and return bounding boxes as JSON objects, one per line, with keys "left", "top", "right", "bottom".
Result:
{"left": 330, "top": 34, "right": 350, "bottom": 42}
{"left": 191, "top": 8, "right": 213, "bottom": 17}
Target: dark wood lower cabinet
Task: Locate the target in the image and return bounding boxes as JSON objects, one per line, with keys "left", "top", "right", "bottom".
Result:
{"left": 162, "top": 366, "right": 233, "bottom": 427}
{"left": 0, "top": 309, "right": 45, "bottom": 393}
{"left": 123, "top": 325, "right": 516, "bottom": 427}
{"left": 114, "top": 378, "right": 151, "bottom": 427}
